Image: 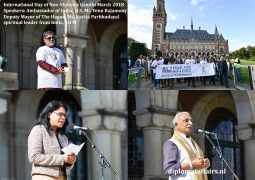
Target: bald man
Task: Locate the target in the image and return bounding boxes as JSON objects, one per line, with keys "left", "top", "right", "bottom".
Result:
{"left": 163, "top": 112, "right": 210, "bottom": 180}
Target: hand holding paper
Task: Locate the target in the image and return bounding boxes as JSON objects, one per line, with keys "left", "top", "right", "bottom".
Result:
{"left": 62, "top": 142, "right": 85, "bottom": 155}
{"left": 63, "top": 67, "right": 69, "bottom": 73}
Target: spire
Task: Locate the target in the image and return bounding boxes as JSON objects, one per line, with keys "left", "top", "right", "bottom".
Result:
{"left": 191, "top": 17, "right": 193, "bottom": 30}
{"left": 214, "top": 24, "right": 219, "bottom": 35}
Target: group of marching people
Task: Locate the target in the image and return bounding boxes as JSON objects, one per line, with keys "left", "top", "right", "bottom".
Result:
{"left": 132, "top": 54, "right": 233, "bottom": 90}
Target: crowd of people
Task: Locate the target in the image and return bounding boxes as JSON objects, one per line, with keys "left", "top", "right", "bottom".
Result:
{"left": 130, "top": 54, "right": 233, "bottom": 90}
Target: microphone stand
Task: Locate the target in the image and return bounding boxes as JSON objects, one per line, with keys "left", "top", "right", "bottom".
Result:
{"left": 59, "top": 45, "right": 75, "bottom": 90}
{"left": 214, "top": 134, "right": 224, "bottom": 180}
{"left": 79, "top": 129, "right": 121, "bottom": 180}
{"left": 204, "top": 134, "right": 239, "bottom": 180}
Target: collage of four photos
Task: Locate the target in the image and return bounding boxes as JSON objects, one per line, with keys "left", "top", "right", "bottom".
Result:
{"left": 1, "top": 0, "right": 255, "bottom": 180}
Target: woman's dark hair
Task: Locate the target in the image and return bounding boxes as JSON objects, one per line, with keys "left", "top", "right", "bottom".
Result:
{"left": 32, "top": 100, "right": 69, "bottom": 133}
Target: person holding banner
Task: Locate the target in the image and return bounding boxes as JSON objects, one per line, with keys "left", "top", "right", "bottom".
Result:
{"left": 200, "top": 56, "right": 208, "bottom": 85}
{"left": 28, "top": 100, "right": 76, "bottom": 180}
{"left": 163, "top": 112, "right": 210, "bottom": 179}
{"left": 169, "top": 57, "right": 176, "bottom": 88}
{"left": 175, "top": 55, "right": 184, "bottom": 84}
{"left": 151, "top": 57, "right": 159, "bottom": 90}
{"left": 185, "top": 56, "right": 196, "bottom": 87}
{"left": 209, "top": 57, "right": 217, "bottom": 85}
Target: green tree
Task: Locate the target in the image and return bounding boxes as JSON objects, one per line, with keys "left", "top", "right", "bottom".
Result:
{"left": 128, "top": 37, "right": 136, "bottom": 53}
{"left": 247, "top": 46, "right": 255, "bottom": 58}
{"left": 239, "top": 47, "right": 247, "bottom": 59}
{"left": 129, "top": 41, "right": 147, "bottom": 63}
{"left": 231, "top": 46, "right": 255, "bottom": 60}
{"left": 250, "top": 56, "right": 255, "bottom": 61}
{"left": 156, "top": 50, "right": 162, "bottom": 57}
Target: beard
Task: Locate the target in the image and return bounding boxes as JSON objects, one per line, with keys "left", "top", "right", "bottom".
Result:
{"left": 48, "top": 42, "right": 55, "bottom": 47}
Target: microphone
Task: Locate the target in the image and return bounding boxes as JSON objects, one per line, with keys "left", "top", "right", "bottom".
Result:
{"left": 56, "top": 44, "right": 65, "bottom": 50}
{"left": 196, "top": 128, "right": 215, "bottom": 135}
{"left": 68, "top": 123, "right": 92, "bottom": 131}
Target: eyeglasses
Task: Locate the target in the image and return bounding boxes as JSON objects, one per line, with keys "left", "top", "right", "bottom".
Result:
{"left": 45, "top": 36, "right": 55, "bottom": 40}
{"left": 53, "top": 111, "right": 67, "bottom": 118}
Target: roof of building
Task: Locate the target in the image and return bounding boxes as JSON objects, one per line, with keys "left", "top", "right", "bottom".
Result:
{"left": 165, "top": 29, "right": 221, "bottom": 41}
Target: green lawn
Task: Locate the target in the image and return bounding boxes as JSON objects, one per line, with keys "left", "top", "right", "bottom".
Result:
{"left": 128, "top": 74, "right": 137, "bottom": 82}
{"left": 239, "top": 68, "right": 250, "bottom": 83}
{"left": 128, "top": 72, "right": 145, "bottom": 82}
{"left": 234, "top": 60, "right": 254, "bottom": 83}
{"left": 240, "top": 61, "right": 255, "bottom": 66}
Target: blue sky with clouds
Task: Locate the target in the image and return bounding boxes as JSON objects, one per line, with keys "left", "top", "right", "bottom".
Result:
{"left": 128, "top": 0, "right": 255, "bottom": 52}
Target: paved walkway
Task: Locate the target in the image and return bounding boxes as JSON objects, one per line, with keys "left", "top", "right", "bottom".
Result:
{"left": 129, "top": 78, "right": 237, "bottom": 90}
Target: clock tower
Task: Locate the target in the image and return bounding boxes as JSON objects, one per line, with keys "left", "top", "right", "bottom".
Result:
{"left": 152, "top": 0, "right": 167, "bottom": 55}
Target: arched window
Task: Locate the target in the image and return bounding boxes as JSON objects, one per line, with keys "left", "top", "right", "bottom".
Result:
{"left": 128, "top": 91, "right": 144, "bottom": 178}
{"left": 205, "top": 108, "right": 243, "bottom": 180}
{"left": 113, "top": 34, "right": 127, "bottom": 90}
{"left": 37, "top": 91, "right": 87, "bottom": 180}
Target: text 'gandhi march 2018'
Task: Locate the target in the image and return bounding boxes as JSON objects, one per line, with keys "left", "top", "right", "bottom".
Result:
{"left": 3, "top": 2, "right": 127, "bottom": 26}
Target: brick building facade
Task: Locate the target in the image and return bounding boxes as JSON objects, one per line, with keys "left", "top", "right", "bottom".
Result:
{"left": 152, "top": 0, "right": 229, "bottom": 57}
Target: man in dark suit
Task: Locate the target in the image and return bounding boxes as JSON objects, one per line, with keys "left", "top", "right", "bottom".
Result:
{"left": 219, "top": 56, "right": 229, "bottom": 88}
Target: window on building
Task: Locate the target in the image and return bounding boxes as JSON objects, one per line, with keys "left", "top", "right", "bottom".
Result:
{"left": 220, "top": 47, "right": 224, "bottom": 53}
{"left": 159, "top": 5, "right": 162, "bottom": 11}
{"left": 205, "top": 108, "right": 243, "bottom": 180}
{"left": 128, "top": 91, "right": 144, "bottom": 179}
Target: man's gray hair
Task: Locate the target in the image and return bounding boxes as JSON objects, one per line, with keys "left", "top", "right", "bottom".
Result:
{"left": 43, "top": 31, "right": 54, "bottom": 39}
{"left": 172, "top": 112, "right": 190, "bottom": 126}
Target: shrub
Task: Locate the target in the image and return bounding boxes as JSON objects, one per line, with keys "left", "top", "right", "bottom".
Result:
{"left": 250, "top": 57, "right": 255, "bottom": 61}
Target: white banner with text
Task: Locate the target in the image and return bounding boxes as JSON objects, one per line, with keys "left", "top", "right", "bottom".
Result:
{"left": 155, "top": 63, "right": 215, "bottom": 79}
{"left": 128, "top": 67, "right": 143, "bottom": 75}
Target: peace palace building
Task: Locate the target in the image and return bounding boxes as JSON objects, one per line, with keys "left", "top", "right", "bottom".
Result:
{"left": 152, "top": 0, "right": 229, "bottom": 57}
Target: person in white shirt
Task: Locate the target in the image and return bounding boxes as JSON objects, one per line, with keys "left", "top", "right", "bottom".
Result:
{"left": 163, "top": 112, "right": 210, "bottom": 180}
{"left": 36, "top": 31, "right": 67, "bottom": 89}
{"left": 145, "top": 56, "right": 152, "bottom": 81}
{"left": 128, "top": 56, "right": 131, "bottom": 69}
{"left": 151, "top": 57, "right": 159, "bottom": 90}
{"left": 185, "top": 56, "right": 196, "bottom": 87}
{"left": 200, "top": 56, "right": 208, "bottom": 85}
{"left": 135, "top": 55, "right": 143, "bottom": 67}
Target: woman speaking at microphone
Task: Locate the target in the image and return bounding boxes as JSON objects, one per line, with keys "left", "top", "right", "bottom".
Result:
{"left": 28, "top": 100, "right": 76, "bottom": 180}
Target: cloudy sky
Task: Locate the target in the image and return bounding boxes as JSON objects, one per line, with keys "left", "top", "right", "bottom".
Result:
{"left": 128, "top": 0, "right": 255, "bottom": 52}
